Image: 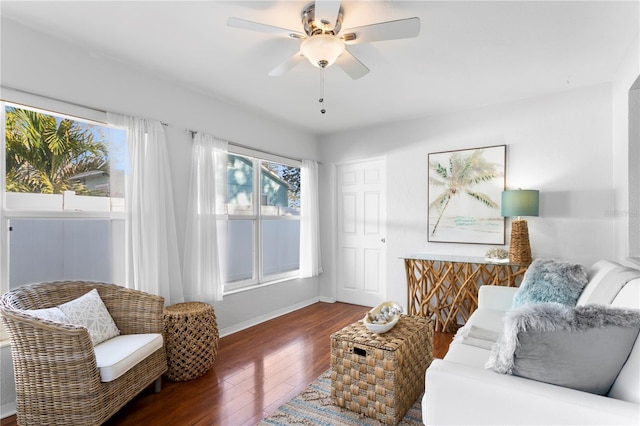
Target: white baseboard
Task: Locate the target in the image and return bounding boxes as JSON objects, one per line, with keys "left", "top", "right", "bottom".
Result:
{"left": 1, "top": 402, "right": 16, "bottom": 419}
{"left": 318, "top": 296, "right": 336, "bottom": 303}
{"left": 218, "top": 296, "right": 322, "bottom": 338}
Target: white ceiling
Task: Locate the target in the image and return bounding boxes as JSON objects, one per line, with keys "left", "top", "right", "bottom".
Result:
{"left": 1, "top": 1, "right": 638, "bottom": 136}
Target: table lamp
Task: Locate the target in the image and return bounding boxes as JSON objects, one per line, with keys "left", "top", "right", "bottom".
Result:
{"left": 501, "top": 189, "right": 539, "bottom": 264}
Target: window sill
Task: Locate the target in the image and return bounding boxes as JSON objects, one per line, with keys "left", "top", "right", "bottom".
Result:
{"left": 224, "top": 275, "right": 300, "bottom": 297}
{"left": 3, "top": 209, "right": 125, "bottom": 220}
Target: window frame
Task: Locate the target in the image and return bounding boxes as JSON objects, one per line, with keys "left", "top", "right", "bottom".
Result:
{"left": 0, "top": 95, "right": 127, "bottom": 305}
{"left": 223, "top": 148, "right": 301, "bottom": 294}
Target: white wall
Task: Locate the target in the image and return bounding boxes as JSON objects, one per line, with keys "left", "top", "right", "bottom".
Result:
{"left": 319, "top": 84, "right": 617, "bottom": 305}
{"left": 612, "top": 33, "right": 640, "bottom": 266}
{"left": 1, "top": 18, "right": 320, "bottom": 416}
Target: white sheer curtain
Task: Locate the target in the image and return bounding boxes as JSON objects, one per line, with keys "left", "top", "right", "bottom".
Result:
{"left": 183, "top": 132, "right": 228, "bottom": 302}
{"left": 107, "top": 112, "right": 183, "bottom": 305}
{"left": 299, "top": 159, "right": 323, "bottom": 278}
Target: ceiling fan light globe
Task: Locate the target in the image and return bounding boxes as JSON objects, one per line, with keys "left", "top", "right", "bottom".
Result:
{"left": 300, "top": 34, "right": 345, "bottom": 68}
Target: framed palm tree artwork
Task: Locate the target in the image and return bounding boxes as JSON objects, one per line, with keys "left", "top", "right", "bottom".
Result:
{"left": 428, "top": 144, "right": 506, "bottom": 244}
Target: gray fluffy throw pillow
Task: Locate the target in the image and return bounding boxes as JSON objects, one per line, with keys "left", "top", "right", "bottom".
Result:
{"left": 512, "top": 258, "right": 588, "bottom": 308}
{"left": 486, "top": 303, "right": 640, "bottom": 395}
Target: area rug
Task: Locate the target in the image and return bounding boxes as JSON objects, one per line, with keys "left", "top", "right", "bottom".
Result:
{"left": 258, "top": 370, "right": 424, "bottom": 425}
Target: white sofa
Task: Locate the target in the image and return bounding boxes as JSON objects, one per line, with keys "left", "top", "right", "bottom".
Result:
{"left": 422, "top": 259, "right": 640, "bottom": 425}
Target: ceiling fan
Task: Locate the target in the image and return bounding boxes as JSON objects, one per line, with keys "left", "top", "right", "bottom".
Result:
{"left": 227, "top": 0, "right": 421, "bottom": 80}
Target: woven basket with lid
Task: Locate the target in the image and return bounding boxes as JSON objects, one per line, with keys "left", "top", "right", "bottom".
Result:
{"left": 330, "top": 315, "right": 433, "bottom": 425}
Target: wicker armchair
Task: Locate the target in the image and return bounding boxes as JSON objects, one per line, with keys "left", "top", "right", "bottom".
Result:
{"left": 0, "top": 281, "right": 168, "bottom": 426}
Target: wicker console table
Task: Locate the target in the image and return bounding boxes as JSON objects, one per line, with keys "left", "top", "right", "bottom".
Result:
{"left": 403, "top": 254, "right": 528, "bottom": 333}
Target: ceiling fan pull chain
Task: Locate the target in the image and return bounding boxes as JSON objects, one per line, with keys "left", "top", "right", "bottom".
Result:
{"left": 319, "top": 66, "right": 326, "bottom": 114}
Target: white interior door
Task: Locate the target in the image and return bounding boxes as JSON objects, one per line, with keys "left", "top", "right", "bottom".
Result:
{"left": 336, "top": 158, "right": 387, "bottom": 307}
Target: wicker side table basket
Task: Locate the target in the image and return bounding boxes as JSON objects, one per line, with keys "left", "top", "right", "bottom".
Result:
{"left": 330, "top": 315, "right": 434, "bottom": 425}
{"left": 163, "top": 302, "right": 219, "bottom": 381}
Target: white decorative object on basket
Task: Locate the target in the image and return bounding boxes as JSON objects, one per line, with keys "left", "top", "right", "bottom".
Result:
{"left": 363, "top": 301, "right": 403, "bottom": 334}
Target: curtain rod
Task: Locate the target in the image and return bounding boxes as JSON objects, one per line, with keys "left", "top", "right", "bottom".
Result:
{"left": 186, "top": 129, "right": 303, "bottom": 164}
{"left": 2, "top": 86, "right": 107, "bottom": 114}
{"left": 1, "top": 87, "right": 174, "bottom": 127}
{"left": 2, "top": 86, "right": 310, "bottom": 165}
{"left": 1, "top": 86, "right": 109, "bottom": 124}
{"left": 229, "top": 141, "right": 303, "bottom": 164}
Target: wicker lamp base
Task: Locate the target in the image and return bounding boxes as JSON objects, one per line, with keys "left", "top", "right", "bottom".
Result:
{"left": 509, "top": 219, "right": 532, "bottom": 265}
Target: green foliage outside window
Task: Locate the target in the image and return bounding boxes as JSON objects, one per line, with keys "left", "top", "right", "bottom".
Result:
{"left": 5, "top": 106, "right": 109, "bottom": 196}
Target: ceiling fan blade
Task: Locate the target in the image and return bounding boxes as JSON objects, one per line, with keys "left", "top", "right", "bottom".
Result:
{"left": 268, "top": 52, "right": 306, "bottom": 77}
{"left": 342, "top": 17, "right": 420, "bottom": 44}
{"left": 314, "top": 0, "right": 342, "bottom": 29}
{"left": 334, "top": 48, "right": 369, "bottom": 80}
{"left": 227, "top": 17, "right": 305, "bottom": 39}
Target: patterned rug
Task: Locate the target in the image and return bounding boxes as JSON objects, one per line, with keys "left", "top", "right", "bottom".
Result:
{"left": 258, "top": 370, "right": 424, "bottom": 426}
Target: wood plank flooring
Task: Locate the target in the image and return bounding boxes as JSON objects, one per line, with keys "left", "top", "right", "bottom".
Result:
{"left": 1, "top": 302, "right": 454, "bottom": 426}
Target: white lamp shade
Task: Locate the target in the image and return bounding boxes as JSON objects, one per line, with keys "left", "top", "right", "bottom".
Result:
{"left": 300, "top": 34, "right": 345, "bottom": 68}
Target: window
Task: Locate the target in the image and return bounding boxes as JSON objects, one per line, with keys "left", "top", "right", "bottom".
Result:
{"left": 224, "top": 152, "right": 301, "bottom": 292}
{"left": 1, "top": 101, "right": 127, "bottom": 291}
{"left": 4, "top": 103, "right": 126, "bottom": 211}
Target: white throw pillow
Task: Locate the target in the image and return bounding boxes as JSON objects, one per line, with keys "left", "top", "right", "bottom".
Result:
{"left": 58, "top": 288, "right": 120, "bottom": 346}
{"left": 22, "top": 307, "right": 70, "bottom": 324}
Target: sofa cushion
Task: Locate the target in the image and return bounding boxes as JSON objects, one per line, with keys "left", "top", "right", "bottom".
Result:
{"left": 576, "top": 260, "right": 621, "bottom": 305}
{"left": 512, "top": 259, "right": 588, "bottom": 308}
{"left": 486, "top": 303, "right": 640, "bottom": 395}
{"left": 453, "top": 325, "right": 501, "bottom": 350}
{"left": 58, "top": 288, "right": 120, "bottom": 346}
{"left": 453, "top": 308, "right": 505, "bottom": 351}
{"left": 611, "top": 278, "right": 640, "bottom": 310}
{"left": 22, "top": 306, "right": 70, "bottom": 324}
{"left": 94, "top": 333, "right": 163, "bottom": 382}
{"left": 444, "top": 340, "right": 493, "bottom": 368}
{"left": 578, "top": 264, "right": 640, "bottom": 306}
{"left": 608, "top": 278, "right": 640, "bottom": 404}
{"left": 478, "top": 285, "right": 519, "bottom": 311}
{"left": 460, "top": 307, "right": 506, "bottom": 333}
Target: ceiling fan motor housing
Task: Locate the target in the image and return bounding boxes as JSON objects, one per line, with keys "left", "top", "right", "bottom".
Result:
{"left": 302, "top": 3, "right": 344, "bottom": 36}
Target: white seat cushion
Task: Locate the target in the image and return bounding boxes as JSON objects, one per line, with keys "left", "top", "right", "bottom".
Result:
{"left": 447, "top": 308, "right": 506, "bottom": 362}
{"left": 444, "top": 340, "right": 492, "bottom": 368}
{"left": 460, "top": 308, "right": 505, "bottom": 334}
{"left": 94, "top": 333, "right": 163, "bottom": 382}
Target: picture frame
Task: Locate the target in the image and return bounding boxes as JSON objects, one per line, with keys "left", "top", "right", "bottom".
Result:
{"left": 428, "top": 144, "right": 506, "bottom": 244}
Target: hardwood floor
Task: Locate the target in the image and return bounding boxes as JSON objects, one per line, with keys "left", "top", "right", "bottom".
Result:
{"left": 1, "top": 302, "right": 454, "bottom": 426}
